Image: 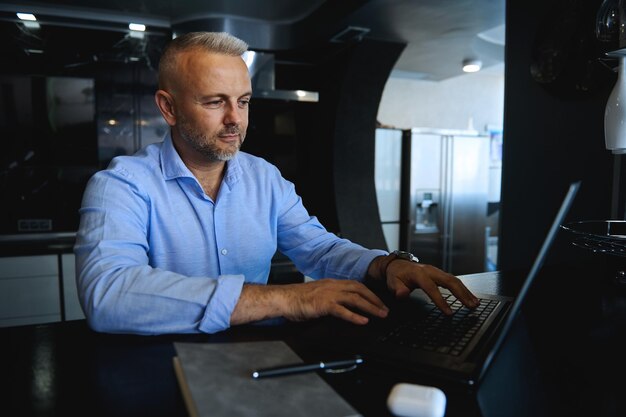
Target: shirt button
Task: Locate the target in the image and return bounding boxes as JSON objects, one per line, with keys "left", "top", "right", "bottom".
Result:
{"left": 221, "top": 249, "right": 228, "bottom": 255}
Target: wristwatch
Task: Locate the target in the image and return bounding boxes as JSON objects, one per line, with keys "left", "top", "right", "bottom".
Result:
{"left": 391, "top": 250, "right": 419, "bottom": 264}
{"left": 380, "top": 250, "right": 420, "bottom": 278}
{"left": 382, "top": 250, "right": 419, "bottom": 278}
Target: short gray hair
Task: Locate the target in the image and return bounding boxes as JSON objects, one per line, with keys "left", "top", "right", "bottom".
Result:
{"left": 158, "top": 32, "right": 249, "bottom": 89}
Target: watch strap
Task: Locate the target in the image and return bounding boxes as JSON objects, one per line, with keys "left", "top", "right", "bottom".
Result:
{"left": 379, "top": 252, "right": 398, "bottom": 279}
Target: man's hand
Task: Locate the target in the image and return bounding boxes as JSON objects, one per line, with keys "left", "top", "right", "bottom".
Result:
{"left": 230, "top": 256, "right": 479, "bottom": 328}
{"left": 385, "top": 260, "right": 479, "bottom": 315}
{"left": 282, "top": 279, "right": 390, "bottom": 324}
{"left": 230, "top": 279, "right": 389, "bottom": 327}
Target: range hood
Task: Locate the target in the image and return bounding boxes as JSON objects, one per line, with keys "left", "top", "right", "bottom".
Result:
{"left": 243, "top": 51, "right": 319, "bottom": 102}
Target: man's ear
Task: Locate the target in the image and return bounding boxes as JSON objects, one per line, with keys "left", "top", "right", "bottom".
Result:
{"left": 154, "top": 90, "right": 177, "bottom": 126}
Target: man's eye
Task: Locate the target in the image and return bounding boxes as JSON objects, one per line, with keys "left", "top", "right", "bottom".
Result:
{"left": 239, "top": 100, "right": 250, "bottom": 108}
{"left": 204, "top": 100, "right": 223, "bottom": 108}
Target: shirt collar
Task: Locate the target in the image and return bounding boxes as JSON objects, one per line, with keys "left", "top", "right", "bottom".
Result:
{"left": 160, "top": 132, "right": 242, "bottom": 189}
{"left": 161, "top": 132, "right": 194, "bottom": 180}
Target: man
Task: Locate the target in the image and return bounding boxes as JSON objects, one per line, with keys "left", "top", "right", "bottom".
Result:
{"left": 74, "top": 32, "right": 478, "bottom": 335}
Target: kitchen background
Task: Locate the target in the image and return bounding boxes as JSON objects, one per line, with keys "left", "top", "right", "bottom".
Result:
{"left": 0, "top": 0, "right": 622, "bottom": 327}
{"left": 375, "top": 66, "right": 504, "bottom": 276}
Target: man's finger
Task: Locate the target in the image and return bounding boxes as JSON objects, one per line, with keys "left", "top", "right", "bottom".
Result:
{"left": 419, "top": 279, "right": 453, "bottom": 315}
{"left": 387, "top": 276, "right": 411, "bottom": 298}
{"left": 333, "top": 291, "right": 387, "bottom": 319}
{"left": 430, "top": 273, "right": 479, "bottom": 308}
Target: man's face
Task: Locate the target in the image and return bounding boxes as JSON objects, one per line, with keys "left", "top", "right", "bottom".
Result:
{"left": 169, "top": 50, "right": 252, "bottom": 162}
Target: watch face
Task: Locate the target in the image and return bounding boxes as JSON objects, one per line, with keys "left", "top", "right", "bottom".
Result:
{"left": 393, "top": 250, "right": 419, "bottom": 263}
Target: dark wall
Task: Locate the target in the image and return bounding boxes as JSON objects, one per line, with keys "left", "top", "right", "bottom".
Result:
{"left": 500, "top": 0, "right": 617, "bottom": 270}
{"left": 247, "top": 38, "right": 405, "bottom": 251}
{"left": 0, "top": 16, "right": 403, "bottom": 250}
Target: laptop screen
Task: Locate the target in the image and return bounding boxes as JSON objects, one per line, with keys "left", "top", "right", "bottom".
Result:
{"left": 476, "top": 181, "right": 580, "bottom": 381}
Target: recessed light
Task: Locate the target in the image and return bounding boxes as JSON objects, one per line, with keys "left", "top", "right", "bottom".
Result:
{"left": 16, "top": 13, "right": 37, "bottom": 21}
{"left": 16, "top": 12, "right": 40, "bottom": 29}
{"left": 462, "top": 59, "right": 482, "bottom": 73}
{"left": 129, "top": 23, "right": 146, "bottom": 32}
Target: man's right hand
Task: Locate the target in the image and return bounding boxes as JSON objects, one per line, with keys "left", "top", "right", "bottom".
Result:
{"left": 230, "top": 279, "right": 389, "bottom": 327}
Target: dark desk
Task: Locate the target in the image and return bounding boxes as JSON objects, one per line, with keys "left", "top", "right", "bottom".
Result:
{"left": 2, "top": 266, "right": 626, "bottom": 417}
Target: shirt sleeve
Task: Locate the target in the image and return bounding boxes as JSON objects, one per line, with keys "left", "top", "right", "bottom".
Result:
{"left": 274, "top": 171, "right": 387, "bottom": 280}
{"left": 74, "top": 167, "right": 243, "bottom": 335}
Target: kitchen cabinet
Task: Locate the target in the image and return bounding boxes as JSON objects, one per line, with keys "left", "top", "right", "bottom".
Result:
{"left": 0, "top": 254, "right": 84, "bottom": 327}
{"left": 62, "top": 253, "right": 85, "bottom": 321}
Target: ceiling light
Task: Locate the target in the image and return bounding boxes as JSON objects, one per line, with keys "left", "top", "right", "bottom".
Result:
{"left": 16, "top": 12, "right": 37, "bottom": 21}
{"left": 128, "top": 23, "right": 145, "bottom": 32}
{"left": 462, "top": 59, "right": 482, "bottom": 73}
{"left": 16, "top": 12, "right": 40, "bottom": 29}
{"left": 128, "top": 23, "right": 145, "bottom": 39}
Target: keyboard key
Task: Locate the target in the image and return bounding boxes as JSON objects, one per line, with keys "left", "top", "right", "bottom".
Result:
{"left": 379, "top": 295, "right": 499, "bottom": 356}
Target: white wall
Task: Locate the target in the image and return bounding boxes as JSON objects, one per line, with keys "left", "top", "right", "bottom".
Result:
{"left": 377, "top": 66, "right": 505, "bottom": 132}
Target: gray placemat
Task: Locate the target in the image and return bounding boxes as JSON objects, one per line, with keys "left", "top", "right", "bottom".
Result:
{"left": 173, "top": 340, "right": 361, "bottom": 417}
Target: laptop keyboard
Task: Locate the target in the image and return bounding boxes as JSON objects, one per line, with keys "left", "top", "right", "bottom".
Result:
{"left": 379, "top": 293, "right": 499, "bottom": 356}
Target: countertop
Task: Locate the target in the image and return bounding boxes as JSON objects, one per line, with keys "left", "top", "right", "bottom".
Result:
{"left": 0, "top": 232, "right": 76, "bottom": 256}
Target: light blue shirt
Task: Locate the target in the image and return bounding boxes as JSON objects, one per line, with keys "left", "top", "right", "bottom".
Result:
{"left": 74, "top": 134, "right": 386, "bottom": 335}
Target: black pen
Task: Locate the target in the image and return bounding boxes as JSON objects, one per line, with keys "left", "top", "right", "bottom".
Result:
{"left": 251, "top": 356, "right": 364, "bottom": 379}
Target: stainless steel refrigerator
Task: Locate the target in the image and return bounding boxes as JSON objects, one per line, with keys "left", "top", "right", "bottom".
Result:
{"left": 375, "top": 127, "right": 491, "bottom": 276}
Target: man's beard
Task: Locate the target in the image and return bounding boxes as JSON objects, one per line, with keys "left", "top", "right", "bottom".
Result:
{"left": 178, "top": 117, "right": 245, "bottom": 162}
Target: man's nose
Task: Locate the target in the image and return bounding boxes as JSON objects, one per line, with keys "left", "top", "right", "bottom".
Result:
{"left": 224, "top": 101, "right": 243, "bottom": 125}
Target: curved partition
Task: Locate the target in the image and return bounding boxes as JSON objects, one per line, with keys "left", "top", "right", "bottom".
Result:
{"left": 329, "top": 39, "right": 405, "bottom": 249}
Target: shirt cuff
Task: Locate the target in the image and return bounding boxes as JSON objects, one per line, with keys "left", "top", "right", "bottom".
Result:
{"left": 355, "top": 249, "right": 388, "bottom": 281}
{"left": 198, "top": 274, "right": 245, "bottom": 333}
